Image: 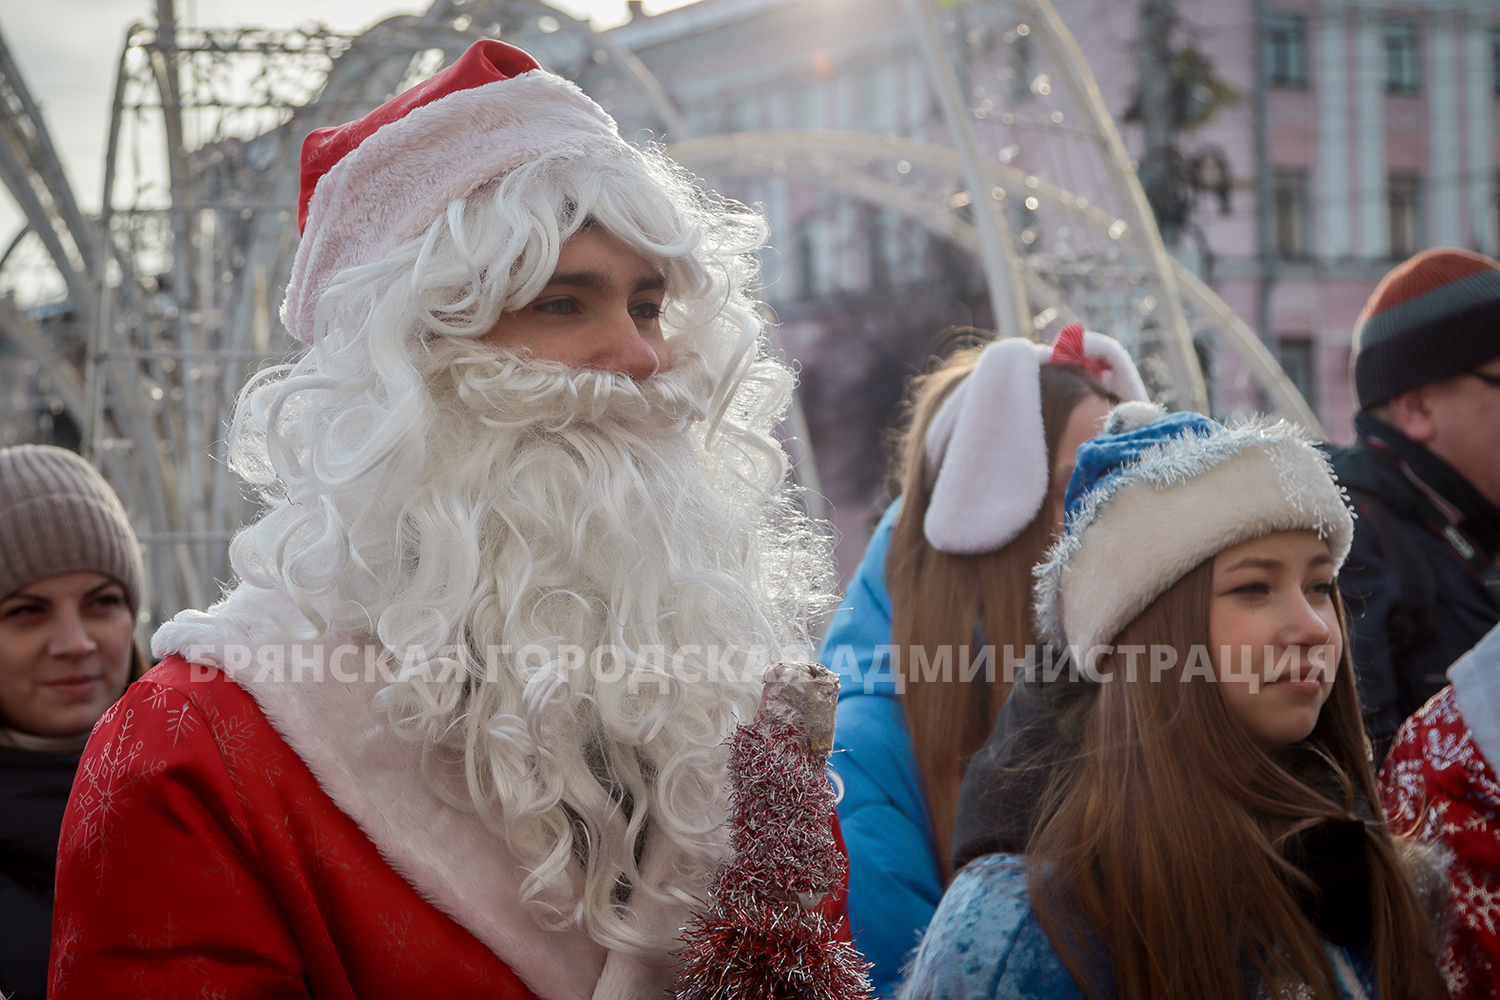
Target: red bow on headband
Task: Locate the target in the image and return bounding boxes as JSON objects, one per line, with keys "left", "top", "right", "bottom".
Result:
{"left": 1049, "top": 323, "right": 1113, "bottom": 380}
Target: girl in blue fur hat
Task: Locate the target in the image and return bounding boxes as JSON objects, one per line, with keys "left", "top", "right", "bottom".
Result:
{"left": 818, "top": 326, "right": 1147, "bottom": 995}
{"left": 902, "top": 404, "right": 1445, "bottom": 1000}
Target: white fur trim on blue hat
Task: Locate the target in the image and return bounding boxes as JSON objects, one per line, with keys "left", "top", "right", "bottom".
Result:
{"left": 1033, "top": 414, "right": 1354, "bottom": 653}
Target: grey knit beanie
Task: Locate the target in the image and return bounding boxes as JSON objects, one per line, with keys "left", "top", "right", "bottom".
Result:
{"left": 0, "top": 445, "right": 143, "bottom": 613}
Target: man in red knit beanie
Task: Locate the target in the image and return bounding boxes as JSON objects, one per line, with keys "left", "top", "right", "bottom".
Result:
{"left": 1365, "top": 252, "right": 1500, "bottom": 999}
{"left": 50, "top": 40, "right": 839, "bottom": 999}
{"left": 1332, "top": 247, "right": 1500, "bottom": 758}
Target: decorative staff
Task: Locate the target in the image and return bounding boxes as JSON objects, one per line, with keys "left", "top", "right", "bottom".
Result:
{"left": 674, "top": 662, "right": 872, "bottom": 1000}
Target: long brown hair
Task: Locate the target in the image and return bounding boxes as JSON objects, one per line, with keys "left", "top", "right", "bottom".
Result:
{"left": 1028, "top": 560, "right": 1444, "bottom": 1000}
{"left": 129, "top": 640, "right": 151, "bottom": 681}
{"left": 888, "top": 337, "right": 1115, "bottom": 878}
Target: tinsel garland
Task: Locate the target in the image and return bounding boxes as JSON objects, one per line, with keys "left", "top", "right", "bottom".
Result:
{"left": 673, "top": 664, "right": 872, "bottom": 1000}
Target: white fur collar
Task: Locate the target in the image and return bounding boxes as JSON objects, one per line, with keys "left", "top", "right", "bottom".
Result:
{"left": 153, "top": 585, "right": 692, "bottom": 1000}
{"left": 1448, "top": 623, "right": 1500, "bottom": 771}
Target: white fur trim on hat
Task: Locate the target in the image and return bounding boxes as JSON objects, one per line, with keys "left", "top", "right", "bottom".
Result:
{"left": 1033, "top": 417, "right": 1354, "bottom": 654}
{"left": 922, "top": 333, "right": 1149, "bottom": 555}
{"left": 282, "top": 70, "right": 629, "bottom": 343}
{"left": 1103, "top": 399, "right": 1165, "bottom": 433}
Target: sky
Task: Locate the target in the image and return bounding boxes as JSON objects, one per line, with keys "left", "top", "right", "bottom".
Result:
{"left": 0, "top": 0, "right": 696, "bottom": 247}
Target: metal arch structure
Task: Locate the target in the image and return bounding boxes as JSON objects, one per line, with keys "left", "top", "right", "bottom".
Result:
{"left": 0, "top": 297, "right": 87, "bottom": 420}
{"left": 670, "top": 130, "right": 1321, "bottom": 433}
{"left": 1019, "top": 0, "right": 1207, "bottom": 413}
{"left": 0, "top": 0, "right": 710, "bottom": 630}
{"left": 896, "top": 0, "right": 1207, "bottom": 415}
{"left": 0, "top": 0, "right": 1324, "bottom": 628}
{"left": 897, "top": 0, "right": 1029, "bottom": 343}
{"left": 0, "top": 30, "right": 96, "bottom": 313}
{"left": 0, "top": 22, "right": 96, "bottom": 434}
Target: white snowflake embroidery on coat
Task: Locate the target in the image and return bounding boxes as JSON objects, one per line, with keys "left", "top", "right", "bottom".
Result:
{"left": 1456, "top": 868, "right": 1500, "bottom": 937}
{"left": 50, "top": 912, "right": 85, "bottom": 989}
{"left": 1380, "top": 686, "right": 1500, "bottom": 999}
{"left": 65, "top": 705, "right": 168, "bottom": 882}
{"left": 378, "top": 909, "right": 440, "bottom": 972}
{"left": 144, "top": 685, "right": 173, "bottom": 712}
{"left": 206, "top": 705, "right": 284, "bottom": 794}
{"left": 165, "top": 702, "right": 199, "bottom": 745}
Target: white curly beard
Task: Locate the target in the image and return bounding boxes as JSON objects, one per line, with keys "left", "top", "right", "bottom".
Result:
{"left": 230, "top": 330, "right": 833, "bottom": 955}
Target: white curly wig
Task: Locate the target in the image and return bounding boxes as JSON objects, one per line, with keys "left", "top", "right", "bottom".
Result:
{"left": 221, "top": 139, "right": 836, "bottom": 955}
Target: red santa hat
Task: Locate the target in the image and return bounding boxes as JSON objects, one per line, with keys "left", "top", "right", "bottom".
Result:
{"left": 283, "top": 40, "right": 633, "bottom": 343}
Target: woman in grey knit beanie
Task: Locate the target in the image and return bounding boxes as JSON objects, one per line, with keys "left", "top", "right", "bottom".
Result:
{"left": 0, "top": 444, "right": 145, "bottom": 746}
{"left": 0, "top": 445, "right": 146, "bottom": 1000}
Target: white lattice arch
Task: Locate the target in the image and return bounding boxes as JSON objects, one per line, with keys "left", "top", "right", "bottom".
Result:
{"left": 671, "top": 129, "right": 1321, "bottom": 434}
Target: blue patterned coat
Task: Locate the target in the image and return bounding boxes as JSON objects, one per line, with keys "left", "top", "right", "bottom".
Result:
{"left": 903, "top": 855, "right": 1379, "bottom": 1000}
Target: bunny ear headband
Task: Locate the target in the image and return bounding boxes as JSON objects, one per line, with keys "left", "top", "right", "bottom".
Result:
{"left": 922, "top": 324, "right": 1150, "bottom": 555}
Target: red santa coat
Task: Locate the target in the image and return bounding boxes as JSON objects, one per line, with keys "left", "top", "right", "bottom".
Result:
{"left": 52, "top": 584, "right": 848, "bottom": 999}
{"left": 1379, "top": 624, "right": 1500, "bottom": 1000}
{"left": 51, "top": 656, "right": 541, "bottom": 1000}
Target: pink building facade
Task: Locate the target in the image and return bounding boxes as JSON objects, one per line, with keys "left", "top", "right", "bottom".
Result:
{"left": 612, "top": 0, "right": 1500, "bottom": 577}
{"left": 1059, "top": 0, "right": 1500, "bottom": 442}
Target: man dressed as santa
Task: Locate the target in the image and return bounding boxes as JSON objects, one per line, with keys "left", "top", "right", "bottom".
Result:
{"left": 51, "top": 40, "right": 837, "bottom": 999}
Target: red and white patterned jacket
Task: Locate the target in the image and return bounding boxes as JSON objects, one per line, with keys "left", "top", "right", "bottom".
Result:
{"left": 1379, "top": 624, "right": 1500, "bottom": 1000}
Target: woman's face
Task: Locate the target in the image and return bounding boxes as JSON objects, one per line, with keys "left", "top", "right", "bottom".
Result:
{"left": 0, "top": 571, "right": 134, "bottom": 738}
{"left": 1209, "top": 530, "right": 1341, "bottom": 752}
{"left": 1046, "top": 393, "right": 1114, "bottom": 535}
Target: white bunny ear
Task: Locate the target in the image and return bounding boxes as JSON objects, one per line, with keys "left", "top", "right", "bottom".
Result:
{"left": 1080, "top": 332, "right": 1150, "bottom": 403}
{"left": 922, "top": 377, "right": 971, "bottom": 491}
{"left": 923, "top": 338, "right": 1048, "bottom": 555}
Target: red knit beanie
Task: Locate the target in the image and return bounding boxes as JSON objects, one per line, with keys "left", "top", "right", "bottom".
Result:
{"left": 1352, "top": 247, "right": 1500, "bottom": 408}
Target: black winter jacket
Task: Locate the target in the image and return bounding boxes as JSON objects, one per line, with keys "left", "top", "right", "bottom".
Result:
{"left": 1332, "top": 413, "right": 1500, "bottom": 759}
{"left": 0, "top": 747, "right": 80, "bottom": 1000}
{"left": 951, "top": 661, "right": 1085, "bottom": 870}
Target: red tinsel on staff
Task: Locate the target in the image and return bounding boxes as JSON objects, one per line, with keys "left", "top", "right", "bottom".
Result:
{"left": 673, "top": 663, "right": 872, "bottom": 1000}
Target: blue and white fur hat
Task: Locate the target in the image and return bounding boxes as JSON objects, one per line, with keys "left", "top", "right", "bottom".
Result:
{"left": 1033, "top": 402, "right": 1354, "bottom": 653}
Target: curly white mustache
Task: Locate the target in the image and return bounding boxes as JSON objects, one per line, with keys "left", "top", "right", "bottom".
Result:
{"left": 233, "top": 334, "right": 833, "bottom": 954}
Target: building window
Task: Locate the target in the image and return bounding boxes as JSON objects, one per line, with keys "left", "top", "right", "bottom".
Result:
{"left": 1002, "top": 31, "right": 1035, "bottom": 104}
{"left": 1278, "top": 336, "right": 1316, "bottom": 411}
{"left": 1492, "top": 28, "right": 1500, "bottom": 97}
{"left": 1273, "top": 169, "right": 1311, "bottom": 259}
{"left": 1265, "top": 14, "right": 1308, "bottom": 89}
{"left": 1385, "top": 21, "right": 1421, "bottom": 95}
{"left": 863, "top": 65, "right": 898, "bottom": 133}
{"left": 728, "top": 94, "right": 759, "bottom": 134}
{"left": 1493, "top": 171, "right": 1500, "bottom": 255}
{"left": 795, "top": 216, "right": 824, "bottom": 300}
{"left": 792, "top": 83, "right": 821, "bottom": 130}
{"left": 1388, "top": 172, "right": 1423, "bottom": 258}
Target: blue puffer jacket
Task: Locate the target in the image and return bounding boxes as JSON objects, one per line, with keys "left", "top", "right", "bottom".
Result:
{"left": 818, "top": 500, "right": 944, "bottom": 997}
{"left": 903, "top": 855, "right": 1379, "bottom": 1000}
